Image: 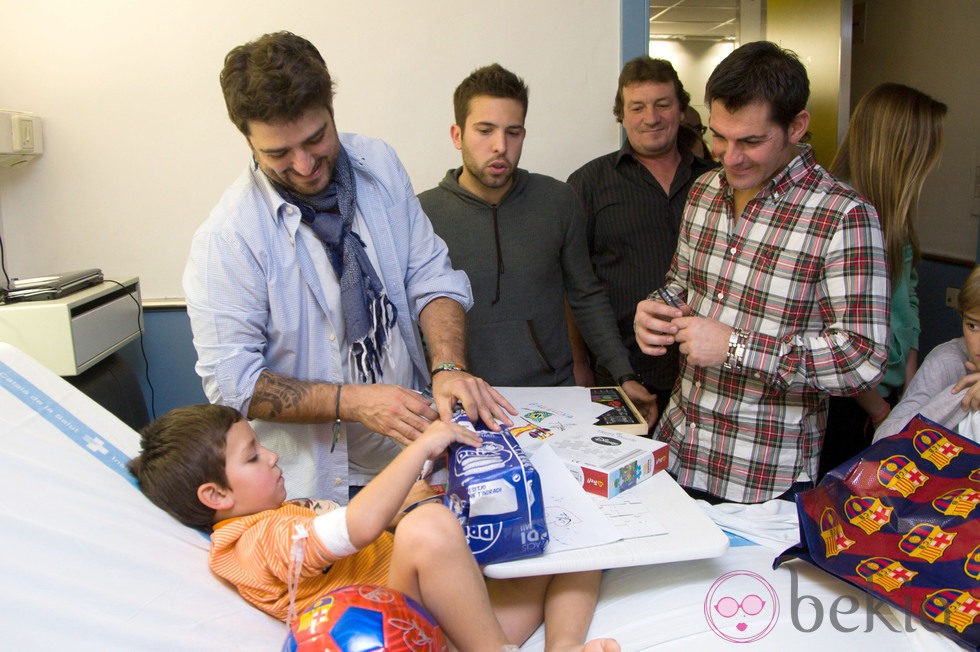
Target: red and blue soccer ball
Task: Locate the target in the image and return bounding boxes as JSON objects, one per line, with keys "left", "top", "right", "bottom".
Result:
{"left": 282, "top": 584, "right": 448, "bottom": 652}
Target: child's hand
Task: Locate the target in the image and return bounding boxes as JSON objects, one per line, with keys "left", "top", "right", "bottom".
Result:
{"left": 414, "top": 420, "right": 482, "bottom": 459}
{"left": 954, "top": 360, "right": 980, "bottom": 411}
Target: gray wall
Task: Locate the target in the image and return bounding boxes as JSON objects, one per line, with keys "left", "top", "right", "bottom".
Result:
{"left": 850, "top": 0, "right": 979, "bottom": 262}
{"left": 0, "top": 1, "right": 623, "bottom": 299}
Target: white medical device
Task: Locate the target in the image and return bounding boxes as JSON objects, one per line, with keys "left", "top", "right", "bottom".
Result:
{"left": 0, "top": 277, "right": 141, "bottom": 375}
{"left": 0, "top": 110, "right": 43, "bottom": 167}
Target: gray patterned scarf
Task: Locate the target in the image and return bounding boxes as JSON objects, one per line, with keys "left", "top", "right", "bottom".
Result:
{"left": 273, "top": 147, "right": 396, "bottom": 382}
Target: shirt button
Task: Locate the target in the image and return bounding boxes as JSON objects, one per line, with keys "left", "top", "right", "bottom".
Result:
{"left": 754, "top": 372, "right": 762, "bottom": 379}
{"left": 329, "top": 333, "right": 336, "bottom": 341}
{"left": 335, "top": 478, "right": 343, "bottom": 486}
{"left": 730, "top": 246, "right": 737, "bottom": 255}
{"left": 695, "top": 380, "right": 702, "bottom": 388}
{"left": 285, "top": 206, "right": 295, "bottom": 214}
{"left": 717, "top": 292, "right": 725, "bottom": 301}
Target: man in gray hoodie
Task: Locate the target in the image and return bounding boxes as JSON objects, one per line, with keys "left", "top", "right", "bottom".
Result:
{"left": 418, "top": 64, "right": 655, "bottom": 424}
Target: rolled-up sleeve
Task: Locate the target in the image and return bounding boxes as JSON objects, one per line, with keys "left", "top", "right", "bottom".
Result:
{"left": 763, "top": 201, "right": 890, "bottom": 395}
{"left": 184, "top": 222, "right": 270, "bottom": 414}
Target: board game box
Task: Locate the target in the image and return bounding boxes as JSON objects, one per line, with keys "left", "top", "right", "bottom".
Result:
{"left": 590, "top": 386, "right": 648, "bottom": 436}
{"left": 545, "top": 425, "right": 669, "bottom": 498}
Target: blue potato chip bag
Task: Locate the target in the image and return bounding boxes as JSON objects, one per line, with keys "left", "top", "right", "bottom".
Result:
{"left": 445, "top": 413, "right": 549, "bottom": 564}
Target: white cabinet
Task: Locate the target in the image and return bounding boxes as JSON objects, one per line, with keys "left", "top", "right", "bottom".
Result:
{"left": 0, "top": 278, "right": 141, "bottom": 375}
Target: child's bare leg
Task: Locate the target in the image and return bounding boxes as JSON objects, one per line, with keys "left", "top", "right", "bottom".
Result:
{"left": 485, "top": 575, "right": 549, "bottom": 644}
{"left": 486, "top": 571, "right": 619, "bottom": 652}
{"left": 385, "top": 503, "right": 511, "bottom": 651}
{"left": 540, "top": 571, "right": 619, "bottom": 652}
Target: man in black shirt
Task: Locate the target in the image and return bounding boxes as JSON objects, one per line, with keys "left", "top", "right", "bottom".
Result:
{"left": 567, "top": 57, "right": 718, "bottom": 425}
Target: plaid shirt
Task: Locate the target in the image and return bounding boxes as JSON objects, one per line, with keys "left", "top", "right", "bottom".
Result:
{"left": 654, "top": 145, "right": 890, "bottom": 503}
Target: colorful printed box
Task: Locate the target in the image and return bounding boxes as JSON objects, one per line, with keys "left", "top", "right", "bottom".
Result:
{"left": 546, "top": 426, "right": 669, "bottom": 498}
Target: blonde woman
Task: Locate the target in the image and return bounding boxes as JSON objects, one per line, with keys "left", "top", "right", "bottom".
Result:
{"left": 820, "top": 83, "right": 948, "bottom": 474}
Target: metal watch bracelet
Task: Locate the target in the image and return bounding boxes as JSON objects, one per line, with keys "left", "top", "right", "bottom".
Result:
{"left": 723, "top": 328, "right": 748, "bottom": 370}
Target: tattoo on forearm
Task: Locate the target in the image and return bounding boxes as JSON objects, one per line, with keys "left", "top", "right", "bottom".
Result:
{"left": 249, "top": 370, "right": 312, "bottom": 419}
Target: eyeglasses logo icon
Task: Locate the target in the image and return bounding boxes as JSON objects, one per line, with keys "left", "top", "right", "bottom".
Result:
{"left": 714, "top": 594, "right": 766, "bottom": 618}
{"left": 704, "top": 570, "right": 779, "bottom": 643}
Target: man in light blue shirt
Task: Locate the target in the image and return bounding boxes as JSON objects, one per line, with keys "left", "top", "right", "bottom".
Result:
{"left": 183, "top": 31, "right": 514, "bottom": 503}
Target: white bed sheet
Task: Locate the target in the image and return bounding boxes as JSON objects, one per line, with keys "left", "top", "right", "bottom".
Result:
{"left": 523, "top": 543, "right": 962, "bottom": 651}
{"left": 0, "top": 343, "right": 962, "bottom": 651}
{"left": 0, "top": 343, "right": 285, "bottom": 650}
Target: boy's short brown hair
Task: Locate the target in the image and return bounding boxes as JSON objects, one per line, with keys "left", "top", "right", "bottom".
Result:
{"left": 128, "top": 404, "right": 242, "bottom": 531}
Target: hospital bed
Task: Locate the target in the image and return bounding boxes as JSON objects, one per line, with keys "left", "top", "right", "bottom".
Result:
{"left": 0, "top": 343, "right": 962, "bottom": 650}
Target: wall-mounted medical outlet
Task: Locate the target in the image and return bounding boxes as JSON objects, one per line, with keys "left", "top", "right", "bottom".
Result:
{"left": 0, "top": 110, "right": 43, "bottom": 167}
{"left": 946, "top": 286, "right": 960, "bottom": 309}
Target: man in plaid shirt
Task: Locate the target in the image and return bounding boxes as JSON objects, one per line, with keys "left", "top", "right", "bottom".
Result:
{"left": 634, "top": 41, "right": 890, "bottom": 504}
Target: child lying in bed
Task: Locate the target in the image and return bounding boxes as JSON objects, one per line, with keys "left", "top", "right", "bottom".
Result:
{"left": 128, "top": 404, "right": 619, "bottom": 652}
{"left": 874, "top": 264, "right": 980, "bottom": 443}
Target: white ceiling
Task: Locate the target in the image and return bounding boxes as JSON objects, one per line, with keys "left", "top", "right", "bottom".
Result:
{"left": 650, "top": 0, "right": 739, "bottom": 41}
